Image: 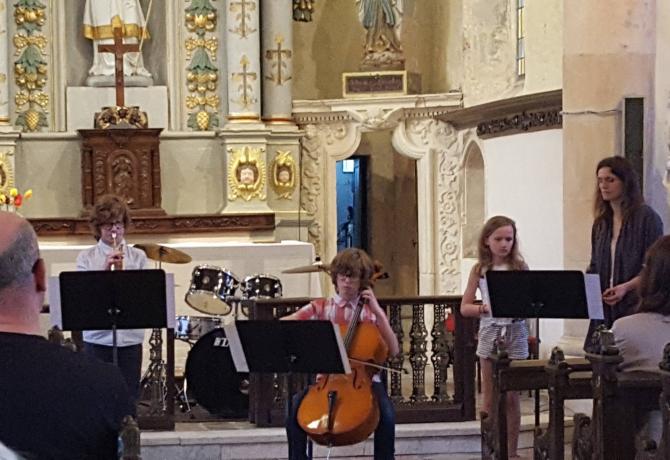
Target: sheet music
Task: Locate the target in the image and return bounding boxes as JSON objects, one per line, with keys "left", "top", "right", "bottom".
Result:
{"left": 584, "top": 273, "right": 604, "bottom": 320}
{"left": 47, "top": 276, "right": 62, "bottom": 328}
{"left": 478, "top": 277, "right": 492, "bottom": 318}
{"left": 165, "top": 273, "right": 176, "bottom": 328}
{"left": 223, "top": 322, "right": 249, "bottom": 373}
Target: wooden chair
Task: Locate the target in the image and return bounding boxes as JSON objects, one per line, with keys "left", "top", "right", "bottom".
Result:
{"left": 633, "top": 343, "right": 670, "bottom": 460}
{"left": 533, "top": 347, "right": 591, "bottom": 460}
{"left": 481, "top": 348, "right": 548, "bottom": 460}
{"left": 571, "top": 328, "right": 663, "bottom": 460}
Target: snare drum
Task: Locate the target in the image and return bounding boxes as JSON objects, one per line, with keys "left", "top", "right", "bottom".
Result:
{"left": 241, "top": 274, "right": 283, "bottom": 299}
{"left": 185, "top": 265, "right": 239, "bottom": 315}
{"left": 174, "top": 316, "right": 222, "bottom": 342}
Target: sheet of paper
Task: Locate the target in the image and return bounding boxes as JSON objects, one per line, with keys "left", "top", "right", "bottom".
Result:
{"left": 47, "top": 276, "right": 62, "bottom": 328}
{"left": 223, "top": 322, "right": 249, "bottom": 373}
{"left": 478, "top": 277, "right": 492, "bottom": 318}
{"left": 584, "top": 273, "right": 604, "bottom": 320}
{"left": 165, "top": 272, "right": 176, "bottom": 328}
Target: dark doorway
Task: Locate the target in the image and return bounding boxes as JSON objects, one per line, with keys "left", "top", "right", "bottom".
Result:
{"left": 336, "top": 157, "right": 367, "bottom": 252}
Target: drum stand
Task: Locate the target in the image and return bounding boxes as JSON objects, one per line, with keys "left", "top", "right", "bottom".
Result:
{"left": 140, "top": 330, "right": 197, "bottom": 418}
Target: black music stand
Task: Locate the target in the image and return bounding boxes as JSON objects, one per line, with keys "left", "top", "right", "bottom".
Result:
{"left": 58, "top": 269, "right": 167, "bottom": 365}
{"left": 485, "top": 270, "right": 594, "bottom": 319}
{"left": 224, "top": 320, "right": 349, "bottom": 459}
{"left": 485, "top": 270, "right": 598, "bottom": 428}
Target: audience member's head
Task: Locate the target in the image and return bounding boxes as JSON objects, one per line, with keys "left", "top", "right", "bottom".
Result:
{"left": 0, "top": 211, "right": 45, "bottom": 334}
{"left": 637, "top": 235, "right": 670, "bottom": 316}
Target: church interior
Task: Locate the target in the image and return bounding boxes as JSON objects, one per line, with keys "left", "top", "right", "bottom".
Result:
{"left": 2, "top": 0, "right": 670, "bottom": 458}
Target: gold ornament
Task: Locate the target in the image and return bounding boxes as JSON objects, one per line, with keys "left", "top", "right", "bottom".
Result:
{"left": 228, "top": 146, "right": 266, "bottom": 201}
{"left": 271, "top": 150, "right": 296, "bottom": 199}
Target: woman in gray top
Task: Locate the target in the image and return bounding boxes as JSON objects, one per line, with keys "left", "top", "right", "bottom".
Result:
{"left": 584, "top": 157, "right": 663, "bottom": 351}
{"left": 612, "top": 235, "right": 670, "bottom": 443}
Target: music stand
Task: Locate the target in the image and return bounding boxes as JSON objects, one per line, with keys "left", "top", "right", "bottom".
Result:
{"left": 58, "top": 269, "right": 167, "bottom": 365}
{"left": 485, "top": 270, "right": 599, "bottom": 428}
{"left": 224, "top": 320, "right": 350, "bottom": 459}
{"left": 485, "top": 270, "right": 595, "bottom": 319}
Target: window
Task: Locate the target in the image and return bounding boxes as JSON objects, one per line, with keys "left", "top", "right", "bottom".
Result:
{"left": 516, "top": 0, "right": 526, "bottom": 77}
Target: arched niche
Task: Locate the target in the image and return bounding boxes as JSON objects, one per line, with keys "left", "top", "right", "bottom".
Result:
{"left": 461, "top": 141, "right": 485, "bottom": 259}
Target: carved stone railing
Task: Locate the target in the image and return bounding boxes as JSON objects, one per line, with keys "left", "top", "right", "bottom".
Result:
{"left": 247, "top": 295, "right": 476, "bottom": 427}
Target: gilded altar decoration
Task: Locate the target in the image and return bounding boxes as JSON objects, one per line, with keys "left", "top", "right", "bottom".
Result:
{"left": 228, "top": 0, "right": 256, "bottom": 38}
{"left": 95, "top": 106, "right": 148, "bottom": 129}
{"left": 271, "top": 150, "right": 296, "bottom": 199}
{"left": 13, "top": 0, "right": 49, "bottom": 131}
{"left": 0, "top": 151, "right": 15, "bottom": 194}
{"left": 228, "top": 146, "right": 266, "bottom": 201}
{"left": 185, "top": 0, "right": 220, "bottom": 131}
{"left": 293, "top": 0, "right": 314, "bottom": 22}
{"left": 265, "top": 35, "right": 292, "bottom": 86}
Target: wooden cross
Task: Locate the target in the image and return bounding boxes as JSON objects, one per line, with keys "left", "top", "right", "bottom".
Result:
{"left": 97, "top": 27, "right": 140, "bottom": 107}
{"left": 265, "top": 35, "right": 292, "bottom": 85}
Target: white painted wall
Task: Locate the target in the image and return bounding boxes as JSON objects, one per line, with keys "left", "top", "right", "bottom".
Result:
{"left": 483, "top": 128, "right": 564, "bottom": 357}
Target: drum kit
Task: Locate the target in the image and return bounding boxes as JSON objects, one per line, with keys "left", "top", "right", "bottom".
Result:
{"left": 135, "top": 243, "right": 309, "bottom": 419}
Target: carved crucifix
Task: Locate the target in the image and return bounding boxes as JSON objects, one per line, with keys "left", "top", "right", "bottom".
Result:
{"left": 265, "top": 35, "right": 292, "bottom": 85}
{"left": 97, "top": 27, "right": 140, "bottom": 107}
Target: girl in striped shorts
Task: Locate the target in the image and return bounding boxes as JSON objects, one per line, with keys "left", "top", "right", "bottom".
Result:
{"left": 461, "top": 215, "right": 529, "bottom": 458}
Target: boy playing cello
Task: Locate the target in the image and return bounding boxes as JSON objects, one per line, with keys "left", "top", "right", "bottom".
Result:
{"left": 283, "top": 248, "right": 399, "bottom": 460}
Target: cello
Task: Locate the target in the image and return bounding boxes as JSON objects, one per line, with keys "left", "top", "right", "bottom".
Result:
{"left": 296, "top": 271, "right": 390, "bottom": 447}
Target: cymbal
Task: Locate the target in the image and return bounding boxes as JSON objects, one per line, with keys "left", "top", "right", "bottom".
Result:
{"left": 134, "top": 243, "right": 192, "bottom": 264}
{"left": 282, "top": 262, "right": 331, "bottom": 274}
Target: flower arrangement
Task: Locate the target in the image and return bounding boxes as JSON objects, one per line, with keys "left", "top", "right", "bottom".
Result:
{"left": 0, "top": 187, "right": 32, "bottom": 212}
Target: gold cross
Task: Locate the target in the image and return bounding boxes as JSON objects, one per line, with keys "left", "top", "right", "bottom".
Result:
{"left": 97, "top": 27, "right": 139, "bottom": 107}
{"left": 229, "top": 0, "right": 257, "bottom": 38}
{"left": 265, "top": 35, "right": 292, "bottom": 85}
{"left": 232, "top": 55, "right": 257, "bottom": 109}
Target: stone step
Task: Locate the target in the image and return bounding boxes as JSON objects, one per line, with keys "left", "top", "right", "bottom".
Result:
{"left": 140, "top": 413, "right": 573, "bottom": 460}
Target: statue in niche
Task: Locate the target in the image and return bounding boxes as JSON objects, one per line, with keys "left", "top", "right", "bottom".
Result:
{"left": 83, "top": 0, "right": 153, "bottom": 86}
{"left": 356, "top": 0, "right": 405, "bottom": 70}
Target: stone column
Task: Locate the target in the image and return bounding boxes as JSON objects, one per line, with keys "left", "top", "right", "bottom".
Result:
{"left": 0, "top": 0, "right": 9, "bottom": 125}
{"left": 261, "top": 0, "right": 293, "bottom": 124}
{"left": 0, "top": 0, "right": 20, "bottom": 197}
{"left": 559, "top": 0, "right": 657, "bottom": 357}
{"left": 225, "top": 0, "right": 262, "bottom": 123}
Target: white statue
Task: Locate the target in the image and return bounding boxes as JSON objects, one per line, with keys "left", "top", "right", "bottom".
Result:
{"left": 83, "top": 0, "right": 153, "bottom": 84}
{"left": 356, "top": 0, "right": 404, "bottom": 70}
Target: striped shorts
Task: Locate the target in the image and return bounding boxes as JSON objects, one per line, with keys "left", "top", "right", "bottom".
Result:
{"left": 476, "top": 322, "right": 529, "bottom": 360}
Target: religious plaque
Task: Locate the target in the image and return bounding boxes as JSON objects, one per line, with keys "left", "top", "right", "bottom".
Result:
{"left": 342, "top": 70, "right": 421, "bottom": 98}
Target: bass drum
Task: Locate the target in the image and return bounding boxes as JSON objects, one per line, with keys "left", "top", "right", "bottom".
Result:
{"left": 185, "top": 328, "right": 249, "bottom": 418}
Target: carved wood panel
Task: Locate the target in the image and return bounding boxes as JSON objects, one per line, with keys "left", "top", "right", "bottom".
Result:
{"left": 78, "top": 128, "right": 165, "bottom": 216}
